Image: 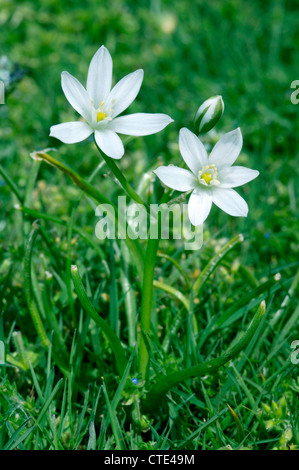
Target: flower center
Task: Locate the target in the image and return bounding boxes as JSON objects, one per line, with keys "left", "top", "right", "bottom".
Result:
{"left": 93, "top": 99, "right": 113, "bottom": 123}
{"left": 198, "top": 164, "right": 220, "bottom": 186}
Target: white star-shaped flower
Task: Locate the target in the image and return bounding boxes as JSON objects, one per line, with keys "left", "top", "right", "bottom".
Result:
{"left": 50, "top": 46, "right": 173, "bottom": 159}
{"left": 154, "top": 127, "right": 259, "bottom": 226}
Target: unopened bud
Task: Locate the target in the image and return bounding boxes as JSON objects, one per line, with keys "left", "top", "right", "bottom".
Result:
{"left": 194, "top": 95, "right": 224, "bottom": 134}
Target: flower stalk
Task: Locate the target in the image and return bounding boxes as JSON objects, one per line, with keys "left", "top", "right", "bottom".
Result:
{"left": 137, "top": 190, "right": 170, "bottom": 379}
{"left": 93, "top": 137, "right": 150, "bottom": 213}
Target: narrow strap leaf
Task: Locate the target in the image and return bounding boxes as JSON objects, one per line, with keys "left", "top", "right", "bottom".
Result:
{"left": 71, "top": 265, "right": 127, "bottom": 375}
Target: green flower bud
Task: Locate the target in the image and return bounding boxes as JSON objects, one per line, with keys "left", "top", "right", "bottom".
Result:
{"left": 271, "top": 400, "right": 278, "bottom": 412}
{"left": 262, "top": 403, "right": 272, "bottom": 414}
{"left": 278, "top": 396, "right": 287, "bottom": 418}
{"left": 194, "top": 95, "right": 224, "bottom": 134}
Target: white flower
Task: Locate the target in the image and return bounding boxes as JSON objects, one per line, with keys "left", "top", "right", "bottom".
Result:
{"left": 50, "top": 46, "right": 173, "bottom": 159}
{"left": 154, "top": 127, "right": 259, "bottom": 226}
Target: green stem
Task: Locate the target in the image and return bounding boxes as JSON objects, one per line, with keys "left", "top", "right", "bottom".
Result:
{"left": 71, "top": 265, "right": 127, "bottom": 375}
{"left": 94, "top": 137, "right": 150, "bottom": 213}
{"left": 143, "top": 300, "right": 266, "bottom": 413}
{"left": 120, "top": 242, "right": 137, "bottom": 348}
{"left": 137, "top": 191, "right": 171, "bottom": 378}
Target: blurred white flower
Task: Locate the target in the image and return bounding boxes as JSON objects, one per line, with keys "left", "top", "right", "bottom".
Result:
{"left": 154, "top": 127, "right": 259, "bottom": 226}
{"left": 50, "top": 46, "right": 173, "bottom": 159}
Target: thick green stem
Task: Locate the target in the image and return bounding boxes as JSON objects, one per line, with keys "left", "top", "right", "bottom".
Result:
{"left": 137, "top": 191, "right": 171, "bottom": 378}
{"left": 143, "top": 300, "right": 266, "bottom": 413}
{"left": 120, "top": 242, "right": 137, "bottom": 348}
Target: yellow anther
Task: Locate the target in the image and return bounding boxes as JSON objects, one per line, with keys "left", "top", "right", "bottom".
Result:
{"left": 198, "top": 164, "right": 219, "bottom": 186}
{"left": 97, "top": 111, "right": 107, "bottom": 122}
{"left": 201, "top": 172, "right": 213, "bottom": 184}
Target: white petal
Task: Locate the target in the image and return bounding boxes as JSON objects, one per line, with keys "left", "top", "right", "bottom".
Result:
{"left": 154, "top": 166, "right": 197, "bottom": 192}
{"left": 188, "top": 188, "right": 212, "bottom": 226}
{"left": 179, "top": 128, "right": 208, "bottom": 175}
{"left": 109, "top": 113, "right": 173, "bottom": 136}
{"left": 86, "top": 46, "right": 113, "bottom": 106}
{"left": 50, "top": 121, "right": 93, "bottom": 143}
{"left": 209, "top": 128, "right": 243, "bottom": 168}
{"left": 211, "top": 187, "right": 248, "bottom": 217}
{"left": 94, "top": 129, "right": 124, "bottom": 159}
{"left": 105, "top": 69, "right": 144, "bottom": 118}
{"left": 61, "top": 71, "right": 92, "bottom": 122}
{"left": 199, "top": 102, "right": 215, "bottom": 128}
{"left": 218, "top": 166, "right": 259, "bottom": 188}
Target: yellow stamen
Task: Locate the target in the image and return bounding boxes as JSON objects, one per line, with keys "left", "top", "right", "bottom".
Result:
{"left": 198, "top": 164, "right": 220, "bottom": 186}
{"left": 97, "top": 111, "right": 107, "bottom": 122}
{"left": 201, "top": 172, "right": 213, "bottom": 184}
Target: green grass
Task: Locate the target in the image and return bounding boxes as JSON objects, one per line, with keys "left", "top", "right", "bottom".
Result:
{"left": 0, "top": 0, "right": 298, "bottom": 450}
